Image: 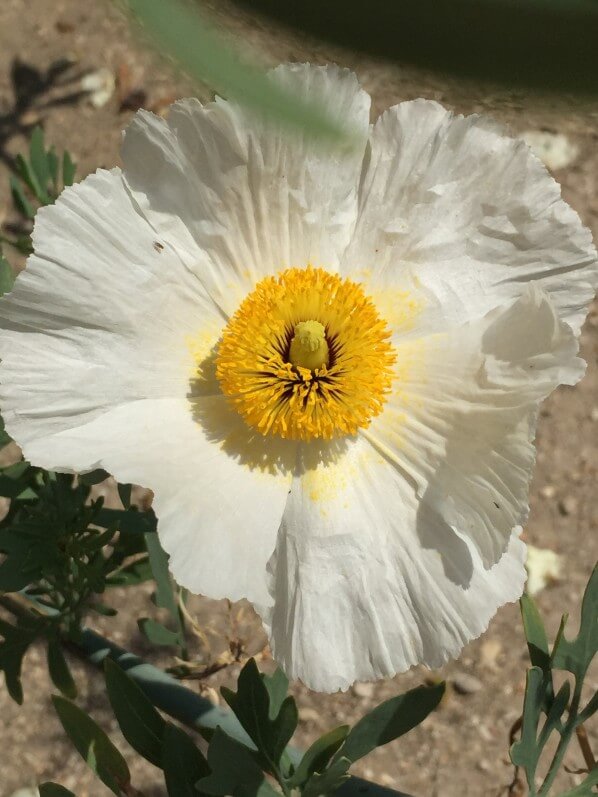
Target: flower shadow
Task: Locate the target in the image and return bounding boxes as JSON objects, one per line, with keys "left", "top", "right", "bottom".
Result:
{"left": 188, "top": 346, "right": 349, "bottom": 477}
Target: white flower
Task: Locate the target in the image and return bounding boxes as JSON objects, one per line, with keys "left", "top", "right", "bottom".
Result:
{"left": 0, "top": 64, "right": 596, "bottom": 692}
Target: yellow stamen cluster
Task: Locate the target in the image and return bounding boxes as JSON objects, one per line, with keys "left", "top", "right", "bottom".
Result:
{"left": 216, "top": 267, "right": 396, "bottom": 440}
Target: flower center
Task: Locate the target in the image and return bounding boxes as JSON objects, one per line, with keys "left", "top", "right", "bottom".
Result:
{"left": 215, "top": 267, "right": 396, "bottom": 441}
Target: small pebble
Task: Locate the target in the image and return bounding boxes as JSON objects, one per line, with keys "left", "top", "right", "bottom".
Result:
{"left": 298, "top": 707, "right": 321, "bottom": 724}
{"left": 521, "top": 130, "right": 579, "bottom": 170}
{"left": 352, "top": 681, "right": 375, "bottom": 699}
{"left": 480, "top": 638, "right": 502, "bottom": 670}
{"left": 558, "top": 496, "right": 578, "bottom": 516}
{"left": 540, "top": 484, "right": 556, "bottom": 499}
{"left": 452, "top": 672, "right": 483, "bottom": 695}
{"left": 9, "top": 790, "right": 39, "bottom": 797}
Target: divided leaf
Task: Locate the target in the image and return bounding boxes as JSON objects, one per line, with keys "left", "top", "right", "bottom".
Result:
{"left": 221, "top": 658, "right": 298, "bottom": 771}
{"left": 288, "top": 724, "right": 349, "bottom": 788}
{"left": 552, "top": 564, "right": 597, "bottom": 680}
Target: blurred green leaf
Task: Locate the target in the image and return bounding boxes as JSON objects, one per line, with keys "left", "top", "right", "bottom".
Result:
{"left": 198, "top": 728, "right": 280, "bottom": 797}
{"left": 52, "top": 695, "right": 131, "bottom": 796}
{"left": 62, "top": 150, "right": 77, "bottom": 187}
{"left": 162, "top": 721, "right": 210, "bottom": 797}
{"left": 0, "top": 250, "right": 15, "bottom": 295}
{"left": 337, "top": 682, "right": 445, "bottom": 763}
{"left": 127, "top": 0, "right": 351, "bottom": 143}
{"left": 105, "top": 658, "right": 166, "bottom": 768}
{"left": 47, "top": 637, "right": 77, "bottom": 699}
{"left": 39, "top": 784, "right": 77, "bottom": 797}
{"left": 222, "top": 658, "right": 298, "bottom": 772}
{"left": 29, "top": 127, "right": 52, "bottom": 201}
{"left": 236, "top": 0, "right": 598, "bottom": 93}
{"left": 288, "top": 724, "right": 349, "bottom": 788}
{"left": 10, "top": 175, "right": 35, "bottom": 219}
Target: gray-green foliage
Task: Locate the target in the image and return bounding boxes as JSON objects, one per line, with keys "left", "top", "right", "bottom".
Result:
{"left": 48, "top": 656, "right": 444, "bottom": 796}
{"left": 510, "top": 566, "right": 598, "bottom": 796}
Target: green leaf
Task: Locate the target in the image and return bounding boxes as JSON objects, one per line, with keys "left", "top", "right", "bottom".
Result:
{"left": 79, "top": 469, "right": 110, "bottom": 486}
{"left": 288, "top": 725, "right": 349, "bottom": 788}
{"left": 301, "top": 755, "right": 351, "bottom": 797}
{"left": 145, "top": 531, "right": 186, "bottom": 651}
{"left": 10, "top": 175, "right": 35, "bottom": 219}
{"left": 337, "top": 682, "right": 445, "bottom": 763}
{"left": 95, "top": 506, "right": 157, "bottom": 533}
{"left": 521, "top": 593, "right": 550, "bottom": 669}
{"left": 62, "top": 150, "right": 77, "bottom": 187}
{"left": 138, "top": 617, "right": 180, "bottom": 646}
{"left": 162, "top": 721, "right": 210, "bottom": 797}
{"left": 198, "top": 728, "right": 279, "bottom": 797}
{"left": 47, "top": 146, "right": 59, "bottom": 193}
{"left": 89, "top": 602, "right": 118, "bottom": 617}
{"left": 107, "top": 556, "right": 152, "bottom": 587}
{"left": 47, "top": 638, "right": 77, "bottom": 699}
{"left": 262, "top": 668, "right": 288, "bottom": 719}
{"left": 39, "top": 784, "right": 77, "bottom": 797}
{"left": 104, "top": 658, "right": 166, "bottom": 768}
{"left": 0, "top": 251, "right": 15, "bottom": 295}
{"left": 29, "top": 127, "right": 52, "bottom": 200}
{"left": 127, "top": 0, "right": 352, "bottom": 145}
{"left": 552, "top": 563, "right": 597, "bottom": 680}
{"left": 233, "top": 0, "right": 598, "bottom": 94}
{"left": 0, "top": 616, "right": 38, "bottom": 704}
{"left": 117, "top": 482, "right": 132, "bottom": 509}
{"left": 52, "top": 695, "right": 131, "bottom": 796}
{"left": 221, "top": 658, "right": 298, "bottom": 771}
{"left": 559, "top": 766, "right": 598, "bottom": 797}
{"left": 510, "top": 667, "right": 545, "bottom": 787}
{"left": 0, "top": 413, "right": 13, "bottom": 448}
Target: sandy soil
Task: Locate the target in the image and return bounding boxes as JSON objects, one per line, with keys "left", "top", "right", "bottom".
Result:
{"left": 0, "top": 1, "right": 596, "bottom": 796}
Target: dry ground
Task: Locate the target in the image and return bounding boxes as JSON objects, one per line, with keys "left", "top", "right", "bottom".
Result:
{"left": 0, "top": 1, "right": 597, "bottom": 796}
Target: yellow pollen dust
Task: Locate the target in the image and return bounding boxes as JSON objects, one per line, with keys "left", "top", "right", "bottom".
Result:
{"left": 215, "top": 267, "right": 397, "bottom": 441}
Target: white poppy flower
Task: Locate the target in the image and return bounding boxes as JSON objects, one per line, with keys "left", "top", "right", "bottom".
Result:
{"left": 0, "top": 64, "right": 596, "bottom": 692}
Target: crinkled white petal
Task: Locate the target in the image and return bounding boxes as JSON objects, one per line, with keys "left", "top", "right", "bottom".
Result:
{"left": 343, "top": 99, "right": 597, "bottom": 336}
{"left": 23, "top": 397, "right": 292, "bottom": 605}
{"left": 0, "top": 168, "right": 293, "bottom": 605}
{"left": 364, "top": 286, "right": 583, "bottom": 568}
{"left": 262, "top": 287, "right": 579, "bottom": 691}
{"left": 0, "top": 168, "right": 222, "bottom": 451}
{"left": 121, "top": 63, "right": 371, "bottom": 317}
{"left": 263, "top": 434, "right": 526, "bottom": 692}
